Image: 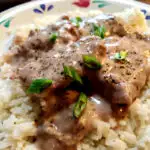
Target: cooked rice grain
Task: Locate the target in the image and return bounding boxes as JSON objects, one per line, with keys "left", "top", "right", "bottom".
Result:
{"left": 0, "top": 64, "right": 40, "bottom": 150}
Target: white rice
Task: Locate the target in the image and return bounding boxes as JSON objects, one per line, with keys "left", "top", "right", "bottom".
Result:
{"left": 0, "top": 8, "right": 150, "bottom": 150}
{"left": 0, "top": 64, "right": 40, "bottom": 150}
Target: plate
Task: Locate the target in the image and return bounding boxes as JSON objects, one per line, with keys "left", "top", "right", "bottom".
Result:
{"left": 0, "top": 0, "right": 150, "bottom": 52}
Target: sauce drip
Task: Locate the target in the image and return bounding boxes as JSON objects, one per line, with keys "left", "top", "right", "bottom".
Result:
{"left": 90, "top": 95, "right": 112, "bottom": 121}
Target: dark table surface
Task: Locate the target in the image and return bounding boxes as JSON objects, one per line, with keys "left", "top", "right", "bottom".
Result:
{"left": 0, "top": 0, "right": 31, "bottom": 12}
{"left": 0, "top": 0, "right": 149, "bottom": 12}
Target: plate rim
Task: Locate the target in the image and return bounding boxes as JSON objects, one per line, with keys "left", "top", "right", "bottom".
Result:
{"left": 0, "top": 0, "right": 150, "bottom": 21}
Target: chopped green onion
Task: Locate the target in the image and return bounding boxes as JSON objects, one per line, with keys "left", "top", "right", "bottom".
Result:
{"left": 49, "top": 32, "right": 58, "bottom": 42}
{"left": 93, "top": 24, "right": 106, "bottom": 39}
{"left": 64, "top": 66, "right": 73, "bottom": 78}
{"left": 83, "top": 55, "right": 102, "bottom": 69}
{"left": 63, "top": 66, "right": 83, "bottom": 84}
{"left": 71, "top": 16, "right": 83, "bottom": 27}
{"left": 73, "top": 92, "right": 88, "bottom": 118}
{"left": 27, "top": 78, "right": 52, "bottom": 94}
{"left": 114, "top": 51, "right": 128, "bottom": 60}
{"left": 75, "top": 16, "right": 82, "bottom": 22}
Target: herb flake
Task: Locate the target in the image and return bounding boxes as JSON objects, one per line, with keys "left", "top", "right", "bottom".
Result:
{"left": 83, "top": 55, "right": 102, "bottom": 69}
{"left": 93, "top": 24, "right": 106, "bottom": 39}
{"left": 49, "top": 32, "right": 58, "bottom": 42}
{"left": 73, "top": 92, "right": 88, "bottom": 118}
{"left": 63, "top": 66, "right": 83, "bottom": 84}
{"left": 71, "top": 16, "right": 83, "bottom": 27}
{"left": 27, "top": 78, "right": 52, "bottom": 94}
{"left": 114, "top": 51, "right": 128, "bottom": 60}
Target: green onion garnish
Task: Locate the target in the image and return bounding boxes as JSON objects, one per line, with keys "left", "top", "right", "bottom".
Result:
{"left": 83, "top": 55, "right": 102, "bottom": 69}
{"left": 75, "top": 16, "right": 82, "bottom": 22}
{"left": 49, "top": 32, "right": 58, "bottom": 42}
{"left": 114, "top": 51, "right": 128, "bottom": 60}
{"left": 27, "top": 78, "right": 52, "bottom": 94}
{"left": 63, "top": 66, "right": 83, "bottom": 84}
{"left": 93, "top": 24, "right": 106, "bottom": 39}
{"left": 71, "top": 16, "right": 83, "bottom": 27}
{"left": 73, "top": 92, "right": 88, "bottom": 118}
